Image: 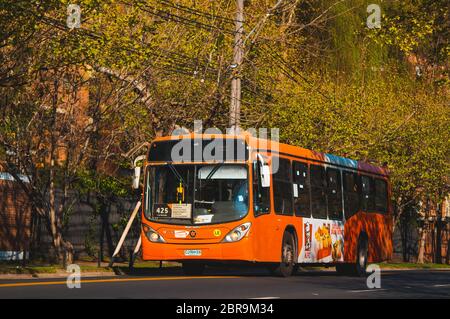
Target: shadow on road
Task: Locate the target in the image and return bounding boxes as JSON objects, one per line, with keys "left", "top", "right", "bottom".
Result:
{"left": 115, "top": 265, "right": 344, "bottom": 278}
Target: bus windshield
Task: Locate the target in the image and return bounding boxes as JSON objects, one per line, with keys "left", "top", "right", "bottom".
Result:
{"left": 144, "top": 164, "right": 249, "bottom": 225}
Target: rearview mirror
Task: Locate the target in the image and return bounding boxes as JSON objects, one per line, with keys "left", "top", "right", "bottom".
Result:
{"left": 257, "top": 154, "right": 270, "bottom": 188}
{"left": 132, "top": 166, "right": 141, "bottom": 189}
{"left": 261, "top": 164, "right": 270, "bottom": 188}
{"left": 132, "top": 155, "right": 146, "bottom": 189}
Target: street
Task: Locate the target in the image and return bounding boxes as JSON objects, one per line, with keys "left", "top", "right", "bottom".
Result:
{"left": 0, "top": 268, "right": 449, "bottom": 299}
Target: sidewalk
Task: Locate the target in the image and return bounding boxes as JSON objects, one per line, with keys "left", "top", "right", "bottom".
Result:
{"left": 0, "top": 271, "right": 117, "bottom": 280}
{"left": 0, "top": 261, "right": 178, "bottom": 280}
{"left": 1, "top": 262, "right": 449, "bottom": 280}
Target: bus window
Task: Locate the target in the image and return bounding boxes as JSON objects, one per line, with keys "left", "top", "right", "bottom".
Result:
{"left": 310, "top": 164, "right": 327, "bottom": 219}
{"left": 273, "top": 157, "right": 293, "bottom": 215}
{"left": 343, "top": 171, "right": 359, "bottom": 219}
{"left": 327, "top": 168, "right": 343, "bottom": 220}
{"left": 292, "top": 161, "right": 311, "bottom": 217}
{"left": 146, "top": 164, "right": 250, "bottom": 225}
{"left": 375, "top": 178, "right": 388, "bottom": 213}
{"left": 360, "top": 175, "right": 375, "bottom": 212}
{"left": 253, "top": 160, "right": 270, "bottom": 216}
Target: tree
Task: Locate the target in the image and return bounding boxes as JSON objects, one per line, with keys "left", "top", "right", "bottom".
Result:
{"left": 1, "top": 0, "right": 448, "bottom": 264}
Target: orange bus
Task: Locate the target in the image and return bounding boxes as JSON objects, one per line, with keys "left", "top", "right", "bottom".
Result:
{"left": 139, "top": 133, "right": 393, "bottom": 276}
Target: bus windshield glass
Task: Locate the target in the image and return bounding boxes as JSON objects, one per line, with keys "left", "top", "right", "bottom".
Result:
{"left": 144, "top": 164, "right": 249, "bottom": 225}
{"left": 147, "top": 138, "right": 248, "bottom": 162}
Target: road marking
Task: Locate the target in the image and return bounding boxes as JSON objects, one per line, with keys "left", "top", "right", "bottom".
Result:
{"left": 432, "top": 284, "right": 450, "bottom": 287}
{"left": 0, "top": 276, "right": 241, "bottom": 288}
{"left": 250, "top": 297, "right": 280, "bottom": 299}
{"left": 348, "top": 289, "right": 387, "bottom": 293}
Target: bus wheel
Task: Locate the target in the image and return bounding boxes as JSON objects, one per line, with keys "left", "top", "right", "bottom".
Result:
{"left": 182, "top": 262, "right": 205, "bottom": 276}
{"left": 355, "top": 237, "right": 368, "bottom": 277}
{"left": 271, "top": 231, "right": 295, "bottom": 277}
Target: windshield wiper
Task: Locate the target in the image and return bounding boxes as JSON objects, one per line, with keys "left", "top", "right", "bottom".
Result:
{"left": 205, "top": 162, "right": 225, "bottom": 180}
{"left": 167, "top": 163, "right": 188, "bottom": 188}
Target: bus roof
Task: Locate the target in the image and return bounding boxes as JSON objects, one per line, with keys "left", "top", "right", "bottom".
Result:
{"left": 152, "top": 133, "right": 388, "bottom": 177}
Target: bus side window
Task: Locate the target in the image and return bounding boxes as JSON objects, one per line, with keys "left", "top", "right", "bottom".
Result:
{"left": 292, "top": 161, "right": 311, "bottom": 217}
{"left": 360, "top": 175, "right": 375, "bottom": 212}
{"left": 252, "top": 160, "right": 270, "bottom": 216}
{"left": 327, "top": 168, "right": 343, "bottom": 220}
{"left": 343, "top": 171, "right": 359, "bottom": 219}
{"left": 310, "top": 164, "right": 327, "bottom": 219}
{"left": 273, "top": 157, "right": 293, "bottom": 215}
{"left": 374, "top": 178, "right": 388, "bottom": 213}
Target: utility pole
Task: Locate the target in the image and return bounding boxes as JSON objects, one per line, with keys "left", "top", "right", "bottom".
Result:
{"left": 230, "top": 0, "right": 244, "bottom": 129}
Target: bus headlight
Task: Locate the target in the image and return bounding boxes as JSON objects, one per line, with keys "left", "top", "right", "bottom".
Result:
{"left": 142, "top": 224, "right": 165, "bottom": 243}
{"left": 223, "top": 223, "right": 251, "bottom": 243}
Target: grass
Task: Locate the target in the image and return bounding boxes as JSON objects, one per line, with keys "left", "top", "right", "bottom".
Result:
{"left": 0, "top": 260, "right": 180, "bottom": 275}
{"left": 1, "top": 260, "right": 449, "bottom": 275}
{"left": 376, "top": 262, "right": 450, "bottom": 269}
{"left": 0, "top": 264, "right": 59, "bottom": 275}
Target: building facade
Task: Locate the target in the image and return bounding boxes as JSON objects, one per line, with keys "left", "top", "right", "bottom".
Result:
{"left": 0, "top": 171, "right": 32, "bottom": 260}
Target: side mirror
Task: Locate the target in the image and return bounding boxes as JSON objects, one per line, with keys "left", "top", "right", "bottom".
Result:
{"left": 132, "top": 166, "right": 141, "bottom": 189}
{"left": 261, "top": 164, "right": 270, "bottom": 188}
{"left": 132, "top": 155, "right": 146, "bottom": 189}
{"left": 257, "top": 153, "right": 271, "bottom": 188}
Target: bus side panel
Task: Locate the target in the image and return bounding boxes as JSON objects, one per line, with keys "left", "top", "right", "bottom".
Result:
{"left": 251, "top": 214, "right": 284, "bottom": 262}
{"left": 344, "top": 212, "right": 393, "bottom": 263}
{"left": 253, "top": 216, "right": 303, "bottom": 263}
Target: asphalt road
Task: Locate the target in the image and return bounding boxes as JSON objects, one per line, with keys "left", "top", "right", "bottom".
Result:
{"left": 0, "top": 267, "right": 449, "bottom": 299}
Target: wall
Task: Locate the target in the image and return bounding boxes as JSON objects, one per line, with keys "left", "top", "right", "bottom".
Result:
{"left": 0, "top": 173, "right": 32, "bottom": 260}
{"left": 32, "top": 192, "right": 140, "bottom": 261}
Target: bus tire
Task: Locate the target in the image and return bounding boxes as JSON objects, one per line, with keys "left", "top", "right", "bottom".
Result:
{"left": 182, "top": 262, "right": 205, "bottom": 276}
{"left": 271, "top": 231, "right": 296, "bottom": 277}
{"left": 355, "top": 236, "right": 368, "bottom": 277}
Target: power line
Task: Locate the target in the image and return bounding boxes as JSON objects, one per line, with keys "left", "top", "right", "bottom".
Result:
{"left": 157, "top": 0, "right": 235, "bottom": 24}
{"left": 122, "top": 1, "right": 235, "bottom": 35}
{"left": 258, "top": 43, "right": 332, "bottom": 101}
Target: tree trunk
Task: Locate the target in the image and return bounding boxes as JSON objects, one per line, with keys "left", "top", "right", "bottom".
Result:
{"left": 436, "top": 221, "right": 442, "bottom": 264}
{"left": 401, "top": 219, "right": 408, "bottom": 262}
{"left": 447, "top": 232, "right": 450, "bottom": 265}
{"left": 99, "top": 213, "right": 105, "bottom": 263}
{"left": 104, "top": 204, "right": 114, "bottom": 258}
{"left": 48, "top": 77, "right": 73, "bottom": 266}
{"left": 398, "top": 208, "right": 409, "bottom": 262}
{"left": 417, "top": 225, "right": 427, "bottom": 264}
{"left": 49, "top": 159, "right": 62, "bottom": 263}
{"left": 98, "top": 201, "right": 114, "bottom": 262}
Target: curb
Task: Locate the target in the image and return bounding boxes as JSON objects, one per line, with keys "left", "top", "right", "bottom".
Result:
{"left": 379, "top": 268, "right": 450, "bottom": 271}
{"left": 0, "top": 271, "right": 117, "bottom": 280}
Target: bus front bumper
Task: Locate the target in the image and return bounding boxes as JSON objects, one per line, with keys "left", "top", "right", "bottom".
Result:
{"left": 141, "top": 237, "right": 254, "bottom": 262}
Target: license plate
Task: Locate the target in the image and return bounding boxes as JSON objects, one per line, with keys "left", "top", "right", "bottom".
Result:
{"left": 184, "top": 249, "right": 202, "bottom": 256}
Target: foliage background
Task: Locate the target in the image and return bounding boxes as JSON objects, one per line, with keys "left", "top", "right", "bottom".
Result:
{"left": 0, "top": 0, "right": 448, "bottom": 262}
